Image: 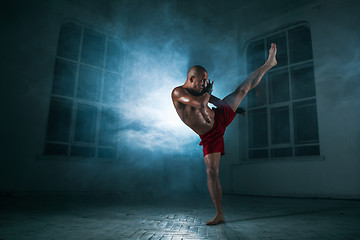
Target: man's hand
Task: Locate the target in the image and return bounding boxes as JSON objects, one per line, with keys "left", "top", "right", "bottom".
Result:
{"left": 204, "top": 79, "right": 214, "bottom": 95}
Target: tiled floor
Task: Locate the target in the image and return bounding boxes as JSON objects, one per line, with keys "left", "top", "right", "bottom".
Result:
{"left": 0, "top": 193, "right": 359, "bottom": 240}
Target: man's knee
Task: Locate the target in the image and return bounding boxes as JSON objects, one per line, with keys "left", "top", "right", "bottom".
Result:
{"left": 206, "top": 167, "right": 219, "bottom": 179}
{"left": 235, "top": 85, "right": 248, "bottom": 97}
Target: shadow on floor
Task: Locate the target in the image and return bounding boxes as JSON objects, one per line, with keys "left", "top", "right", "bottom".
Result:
{"left": 226, "top": 206, "right": 350, "bottom": 223}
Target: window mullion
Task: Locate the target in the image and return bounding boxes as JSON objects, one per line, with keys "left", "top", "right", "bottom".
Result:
{"left": 93, "top": 36, "right": 108, "bottom": 158}
{"left": 265, "top": 37, "right": 271, "bottom": 159}
{"left": 116, "top": 44, "right": 127, "bottom": 159}
{"left": 286, "top": 30, "right": 295, "bottom": 157}
{"left": 68, "top": 26, "right": 84, "bottom": 155}
{"left": 69, "top": 101, "right": 78, "bottom": 154}
{"left": 246, "top": 98, "right": 250, "bottom": 160}
{"left": 267, "top": 103, "right": 271, "bottom": 158}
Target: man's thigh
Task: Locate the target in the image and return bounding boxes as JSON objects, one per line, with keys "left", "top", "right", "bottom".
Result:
{"left": 204, "top": 152, "right": 221, "bottom": 170}
{"left": 222, "top": 88, "right": 247, "bottom": 112}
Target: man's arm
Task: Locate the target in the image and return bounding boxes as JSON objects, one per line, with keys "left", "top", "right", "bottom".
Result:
{"left": 209, "top": 95, "right": 222, "bottom": 107}
{"left": 238, "top": 43, "right": 277, "bottom": 96}
{"left": 172, "top": 87, "right": 210, "bottom": 109}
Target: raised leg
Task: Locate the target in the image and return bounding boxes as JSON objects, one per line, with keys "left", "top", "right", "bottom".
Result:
{"left": 223, "top": 43, "right": 278, "bottom": 112}
{"left": 204, "top": 152, "right": 225, "bottom": 225}
{"left": 209, "top": 95, "right": 246, "bottom": 116}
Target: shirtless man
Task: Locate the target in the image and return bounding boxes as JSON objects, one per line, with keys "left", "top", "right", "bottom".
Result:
{"left": 172, "top": 43, "right": 277, "bottom": 225}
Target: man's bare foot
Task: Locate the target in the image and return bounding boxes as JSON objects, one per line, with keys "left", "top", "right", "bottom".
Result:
{"left": 266, "top": 43, "right": 277, "bottom": 67}
{"left": 206, "top": 214, "right": 225, "bottom": 225}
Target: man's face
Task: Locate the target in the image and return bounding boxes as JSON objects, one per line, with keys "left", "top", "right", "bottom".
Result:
{"left": 192, "top": 71, "right": 208, "bottom": 93}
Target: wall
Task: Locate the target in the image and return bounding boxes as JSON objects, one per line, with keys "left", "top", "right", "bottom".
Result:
{"left": 0, "top": 0, "right": 239, "bottom": 195}
{"left": 1, "top": 0, "right": 358, "bottom": 199}
{"left": 229, "top": 0, "right": 360, "bottom": 199}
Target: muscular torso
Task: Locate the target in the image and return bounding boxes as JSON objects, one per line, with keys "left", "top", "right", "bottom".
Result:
{"left": 173, "top": 91, "right": 215, "bottom": 136}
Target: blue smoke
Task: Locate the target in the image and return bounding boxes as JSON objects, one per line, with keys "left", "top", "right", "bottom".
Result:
{"left": 107, "top": 1, "right": 240, "bottom": 157}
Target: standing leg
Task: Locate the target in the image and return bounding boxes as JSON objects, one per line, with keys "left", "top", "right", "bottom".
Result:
{"left": 204, "top": 152, "right": 225, "bottom": 225}
{"left": 223, "top": 43, "right": 278, "bottom": 112}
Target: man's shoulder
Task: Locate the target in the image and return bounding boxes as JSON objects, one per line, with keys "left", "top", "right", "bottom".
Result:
{"left": 172, "top": 86, "right": 186, "bottom": 97}
{"left": 173, "top": 85, "right": 184, "bottom": 92}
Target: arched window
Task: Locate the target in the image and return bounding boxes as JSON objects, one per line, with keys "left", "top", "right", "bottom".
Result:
{"left": 246, "top": 24, "right": 319, "bottom": 159}
{"left": 44, "top": 22, "right": 125, "bottom": 159}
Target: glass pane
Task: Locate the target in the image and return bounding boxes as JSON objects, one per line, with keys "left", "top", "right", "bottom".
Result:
{"left": 102, "top": 72, "right": 122, "bottom": 104}
{"left": 74, "top": 104, "right": 97, "bottom": 143}
{"left": 105, "top": 38, "right": 124, "bottom": 72}
{"left": 271, "top": 106, "right": 290, "bottom": 144}
{"left": 46, "top": 97, "right": 73, "bottom": 142}
{"left": 293, "top": 100, "right": 319, "bottom": 144}
{"left": 52, "top": 60, "right": 76, "bottom": 97}
{"left": 249, "top": 108, "right": 268, "bottom": 147}
{"left": 295, "top": 145, "right": 320, "bottom": 156}
{"left": 76, "top": 65, "right": 102, "bottom": 102}
{"left": 269, "top": 69, "right": 289, "bottom": 104}
{"left": 289, "top": 26, "right": 313, "bottom": 64}
{"left": 70, "top": 146, "right": 95, "bottom": 157}
{"left": 267, "top": 33, "right": 288, "bottom": 68}
{"left": 44, "top": 143, "right": 68, "bottom": 156}
{"left": 249, "top": 149, "right": 268, "bottom": 159}
{"left": 81, "top": 29, "right": 105, "bottom": 67}
{"left": 247, "top": 40, "right": 265, "bottom": 73}
{"left": 271, "top": 147, "right": 292, "bottom": 158}
{"left": 99, "top": 107, "right": 119, "bottom": 146}
{"left": 291, "top": 63, "right": 316, "bottom": 100}
{"left": 247, "top": 79, "right": 266, "bottom": 108}
{"left": 57, "top": 22, "right": 82, "bottom": 60}
{"left": 98, "top": 148, "right": 116, "bottom": 158}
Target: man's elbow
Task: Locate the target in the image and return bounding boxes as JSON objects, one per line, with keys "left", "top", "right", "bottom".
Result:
{"left": 199, "top": 102, "right": 207, "bottom": 109}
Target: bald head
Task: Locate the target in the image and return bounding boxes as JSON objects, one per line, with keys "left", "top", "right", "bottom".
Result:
{"left": 187, "top": 65, "right": 207, "bottom": 80}
{"left": 183, "top": 65, "right": 209, "bottom": 94}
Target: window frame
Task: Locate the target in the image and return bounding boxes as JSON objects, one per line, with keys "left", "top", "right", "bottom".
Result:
{"left": 244, "top": 23, "right": 321, "bottom": 161}
{"left": 42, "top": 21, "right": 126, "bottom": 161}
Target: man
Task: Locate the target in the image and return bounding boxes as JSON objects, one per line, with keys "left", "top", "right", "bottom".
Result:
{"left": 172, "top": 43, "right": 277, "bottom": 225}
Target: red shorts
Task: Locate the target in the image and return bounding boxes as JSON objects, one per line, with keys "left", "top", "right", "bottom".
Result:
{"left": 199, "top": 102, "right": 236, "bottom": 157}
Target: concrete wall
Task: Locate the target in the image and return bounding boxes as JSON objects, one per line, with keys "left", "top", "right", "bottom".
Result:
{"left": 1, "top": 0, "right": 138, "bottom": 194}
{"left": 1, "top": 0, "right": 358, "bottom": 199}
{"left": 0, "top": 0, "right": 238, "bottom": 195}
{"left": 227, "top": 0, "right": 360, "bottom": 199}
